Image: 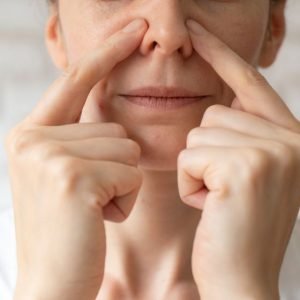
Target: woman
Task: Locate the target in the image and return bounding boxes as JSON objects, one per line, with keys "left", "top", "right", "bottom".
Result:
{"left": 3, "top": 0, "right": 300, "bottom": 299}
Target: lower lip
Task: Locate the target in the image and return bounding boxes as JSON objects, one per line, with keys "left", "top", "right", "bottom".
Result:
{"left": 120, "top": 96, "right": 207, "bottom": 110}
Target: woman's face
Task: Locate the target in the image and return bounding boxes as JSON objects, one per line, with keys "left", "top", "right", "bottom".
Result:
{"left": 47, "top": 0, "right": 283, "bottom": 171}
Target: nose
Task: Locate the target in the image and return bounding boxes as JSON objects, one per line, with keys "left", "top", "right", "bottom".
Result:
{"left": 139, "top": 1, "right": 193, "bottom": 58}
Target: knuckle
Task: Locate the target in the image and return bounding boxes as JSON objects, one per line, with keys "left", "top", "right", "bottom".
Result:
{"left": 109, "top": 123, "right": 128, "bottom": 138}
{"left": 214, "top": 183, "right": 231, "bottom": 201}
{"left": 51, "top": 156, "right": 84, "bottom": 193}
{"left": 243, "top": 66, "right": 268, "bottom": 88}
{"left": 205, "top": 104, "right": 222, "bottom": 115}
{"left": 213, "top": 40, "right": 229, "bottom": 56}
{"left": 103, "top": 38, "right": 117, "bottom": 55}
{"left": 269, "top": 141, "right": 295, "bottom": 170}
{"left": 241, "top": 147, "right": 270, "bottom": 180}
{"left": 187, "top": 127, "right": 201, "bottom": 147}
{"left": 4, "top": 128, "right": 17, "bottom": 153}
{"left": 177, "top": 150, "right": 188, "bottom": 167}
{"left": 239, "top": 144, "right": 297, "bottom": 191}
{"left": 7, "top": 128, "right": 43, "bottom": 155}
{"left": 289, "top": 131, "right": 300, "bottom": 150}
{"left": 201, "top": 104, "right": 223, "bottom": 126}
{"left": 125, "top": 139, "right": 142, "bottom": 162}
{"left": 63, "top": 64, "right": 82, "bottom": 84}
{"left": 85, "top": 192, "right": 103, "bottom": 213}
{"left": 131, "top": 166, "right": 143, "bottom": 187}
{"left": 37, "top": 141, "right": 66, "bottom": 161}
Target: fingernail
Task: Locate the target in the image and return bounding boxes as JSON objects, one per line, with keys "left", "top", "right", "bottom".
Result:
{"left": 123, "top": 19, "right": 145, "bottom": 33}
{"left": 186, "top": 19, "right": 205, "bottom": 35}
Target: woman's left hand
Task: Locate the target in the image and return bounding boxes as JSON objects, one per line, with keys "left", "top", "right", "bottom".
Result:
{"left": 177, "top": 20, "right": 300, "bottom": 300}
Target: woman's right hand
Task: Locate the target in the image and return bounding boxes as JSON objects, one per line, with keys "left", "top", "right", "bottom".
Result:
{"left": 4, "top": 19, "right": 147, "bottom": 300}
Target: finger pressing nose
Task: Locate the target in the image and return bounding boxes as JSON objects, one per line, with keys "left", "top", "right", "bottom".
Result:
{"left": 139, "top": 2, "right": 192, "bottom": 58}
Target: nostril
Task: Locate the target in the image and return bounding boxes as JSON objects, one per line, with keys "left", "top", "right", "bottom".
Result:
{"left": 178, "top": 47, "right": 184, "bottom": 55}
{"left": 151, "top": 41, "right": 158, "bottom": 50}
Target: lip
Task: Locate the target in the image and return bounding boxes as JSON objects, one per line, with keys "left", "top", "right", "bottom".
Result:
{"left": 119, "top": 86, "right": 208, "bottom": 110}
{"left": 120, "top": 86, "right": 203, "bottom": 98}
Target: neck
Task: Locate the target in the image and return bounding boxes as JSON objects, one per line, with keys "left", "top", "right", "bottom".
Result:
{"left": 104, "top": 169, "right": 202, "bottom": 295}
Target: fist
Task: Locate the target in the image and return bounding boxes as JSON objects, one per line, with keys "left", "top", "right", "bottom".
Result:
{"left": 177, "top": 20, "right": 300, "bottom": 300}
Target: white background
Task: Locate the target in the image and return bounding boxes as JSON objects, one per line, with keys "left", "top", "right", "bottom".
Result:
{"left": 0, "top": 0, "right": 300, "bottom": 212}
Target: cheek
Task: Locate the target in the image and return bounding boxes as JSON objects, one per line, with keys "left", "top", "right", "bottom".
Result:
{"left": 61, "top": 23, "right": 109, "bottom": 64}
{"left": 213, "top": 10, "right": 269, "bottom": 67}
{"left": 59, "top": 2, "right": 135, "bottom": 64}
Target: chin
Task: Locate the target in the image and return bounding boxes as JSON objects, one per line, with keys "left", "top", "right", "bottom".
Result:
{"left": 129, "top": 126, "right": 188, "bottom": 172}
{"left": 138, "top": 152, "right": 179, "bottom": 171}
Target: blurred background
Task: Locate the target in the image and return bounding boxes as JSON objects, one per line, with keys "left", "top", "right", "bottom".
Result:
{"left": 0, "top": 0, "right": 300, "bottom": 212}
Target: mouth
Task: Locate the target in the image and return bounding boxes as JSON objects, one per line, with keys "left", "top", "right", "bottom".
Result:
{"left": 118, "top": 86, "right": 209, "bottom": 110}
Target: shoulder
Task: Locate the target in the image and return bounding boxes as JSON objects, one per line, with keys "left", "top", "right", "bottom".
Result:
{"left": 279, "top": 217, "right": 300, "bottom": 299}
{"left": 0, "top": 207, "right": 17, "bottom": 300}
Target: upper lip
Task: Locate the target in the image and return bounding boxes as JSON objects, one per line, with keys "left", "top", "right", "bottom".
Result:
{"left": 119, "top": 86, "right": 205, "bottom": 98}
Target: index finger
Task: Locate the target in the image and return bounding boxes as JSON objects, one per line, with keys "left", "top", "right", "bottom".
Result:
{"left": 186, "top": 19, "right": 298, "bottom": 130}
{"left": 27, "top": 19, "right": 147, "bottom": 126}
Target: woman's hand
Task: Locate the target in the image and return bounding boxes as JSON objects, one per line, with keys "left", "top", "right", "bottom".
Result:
{"left": 4, "top": 19, "right": 146, "bottom": 300}
{"left": 178, "top": 20, "right": 300, "bottom": 300}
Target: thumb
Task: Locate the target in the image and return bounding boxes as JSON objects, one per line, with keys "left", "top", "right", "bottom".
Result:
{"left": 79, "top": 82, "right": 110, "bottom": 123}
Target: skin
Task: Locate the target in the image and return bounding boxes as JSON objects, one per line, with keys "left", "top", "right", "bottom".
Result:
{"left": 4, "top": 0, "right": 300, "bottom": 299}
